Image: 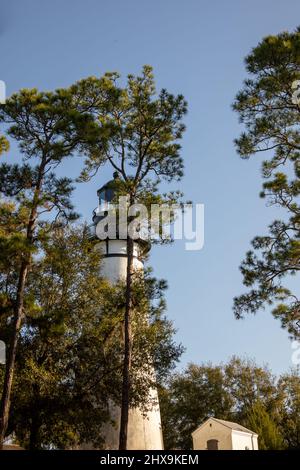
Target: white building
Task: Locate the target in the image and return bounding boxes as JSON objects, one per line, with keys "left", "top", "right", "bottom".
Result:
{"left": 192, "top": 418, "right": 258, "bottom": 450}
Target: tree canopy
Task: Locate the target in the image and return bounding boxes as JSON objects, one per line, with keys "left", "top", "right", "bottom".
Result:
{"left": 160, "top": 357, "right": 298, "bottom": 450}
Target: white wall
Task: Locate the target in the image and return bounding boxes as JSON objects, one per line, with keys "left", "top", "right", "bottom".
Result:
{"left": 231, "top": 430, "right": 258, "bottom": 450}
{"left": 97, "top": 239, "right": 143, "bottom": 282}
{"left": 103, "top": 389, "right": 163, "bottom": 450}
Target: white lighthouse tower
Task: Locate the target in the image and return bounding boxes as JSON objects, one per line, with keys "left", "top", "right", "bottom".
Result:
{"left": 91, "top": 172, "right": 164, "bottom": 450}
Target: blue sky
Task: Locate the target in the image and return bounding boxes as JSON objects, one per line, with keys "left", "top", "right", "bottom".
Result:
{"left": 1, "top": 0, "right": 300, "bottom": 375}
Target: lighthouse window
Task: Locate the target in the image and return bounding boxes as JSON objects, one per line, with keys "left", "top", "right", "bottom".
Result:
{"left": 106, "top": 188, "right": 114, "bottom": 202}
{"left": 99, "top": 190, "right": 106, "bottom": 204}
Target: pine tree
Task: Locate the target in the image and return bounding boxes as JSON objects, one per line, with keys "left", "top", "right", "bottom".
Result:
{"left": 233, "top": 28, "right": 300, "bottom": 338}
{"left": 277, "top": 370, "right": 300, "bottom": 449}
{"left": 0, "top": 87, "right": 98, "bottom": 446}
{"left": 71, "top": 65, "right": 187, "bottom": 449}
{"left": 0, "top": 224, "right": 182, "bottom": 448}
{"left": 245, "top": 401, "right": 284, "bottom": 450}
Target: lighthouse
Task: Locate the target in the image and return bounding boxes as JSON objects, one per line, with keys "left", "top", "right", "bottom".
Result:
{"left": 90, "top": 172, "right": 164, "bottom": 450}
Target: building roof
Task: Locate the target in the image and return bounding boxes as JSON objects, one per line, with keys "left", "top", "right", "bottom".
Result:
{"left": 211, "top": 418, "right": 257, "bottom": 435}
{"left": 192, "top": 417, "right": 258, "bottom": 436}
{"left": 97, "top": 172, "right": 122, "bottom": 196}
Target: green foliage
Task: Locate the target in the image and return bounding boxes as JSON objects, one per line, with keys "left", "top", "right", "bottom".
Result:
{"left": 223, "top": 357, "right": 279, "bottom": 420}
{"left": 0, "top": 225, "right": 111, "bottom": 448}
{"left": 0, "top": 85, "right": 106, "bottom": 445}
{"left": 72, "top": 65, "right": 187, "bottom": 186}
{"left": 160, "top": 363, "right": 232, "bottom": 449}
{"left": 0, "top": 68, "right": 186, "bottom": 448}
{"left": 71, "top": 65, "right": 188, "bottom": 237}
{"left": 277, "top": 370, "right": 300, "bottom": 449}
{"left": 0, "top": 88, "right": 99, "bottom": 162}
{"left": 245, "top": 401, "right": 284, "bottom": 450}
{"left": 0, "top": 225, "right": 182, "bottom": 449}
{"left": 233, "top": 27, "right": 300, "bottom": 338}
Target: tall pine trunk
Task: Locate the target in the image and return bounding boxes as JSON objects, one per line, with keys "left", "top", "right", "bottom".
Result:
{"left": 0, "top": 163, "right": 45, "bottom": 449}
{"left": 119, "top": 194, "right": 134, "bottom": 450}
{"left": 0, "top": 263, "right": 28, "bottom": 448}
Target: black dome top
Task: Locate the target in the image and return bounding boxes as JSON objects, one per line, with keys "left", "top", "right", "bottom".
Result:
{"left": 97, "top": 172, "right": 121, "bottom": 201}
